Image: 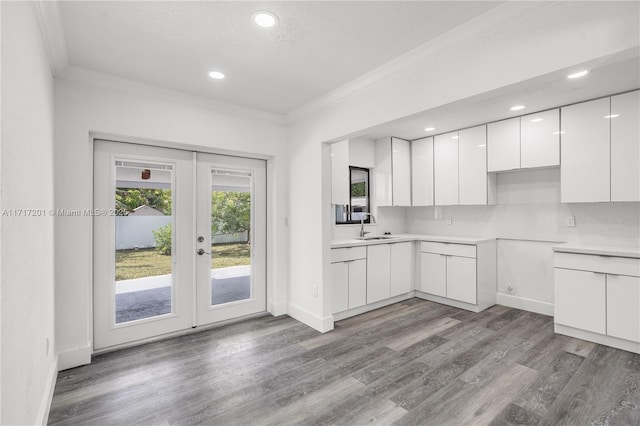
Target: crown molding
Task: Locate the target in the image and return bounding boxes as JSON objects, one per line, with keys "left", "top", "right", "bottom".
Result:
{"left": 34, "top": 0, "right": 68, "bottom": 76}
{"left": 57, "top": 65, "right": 287, "bottom": 125}
{"left": 286, "top": 1, "right": 555, "bottom": 123}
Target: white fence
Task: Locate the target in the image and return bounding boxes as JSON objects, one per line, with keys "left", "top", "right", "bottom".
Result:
{"left": 116, "top": 216, "right": 172, "bottom": 250}
{"left": 116, "top": 216, "right": 249, "bottom": 250}
{"left": 212, "top": 231, "right": 249, "bottom": 245}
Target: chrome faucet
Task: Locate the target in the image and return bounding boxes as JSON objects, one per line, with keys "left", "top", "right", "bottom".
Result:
{"left": 359, "top": 212, "right": 376, "bottom": 238}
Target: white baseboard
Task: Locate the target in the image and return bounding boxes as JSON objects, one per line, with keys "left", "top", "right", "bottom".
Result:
{"left": 496, "top": 293, "right": 553, "bottom": 316}
{"left": 287, "top": 303, "right": 334, "bottom": 333}
{"left": 269, "top": 300, "right": 288, "bottom": 317}
{"left": 555, "top": 324, "right": 640, "bottom": 354}
{"left": 57, "top": 341, "right": 92, "bottom": 371}
{"left": 37, "top": 356, "right": 58, "bottom": 425}
{"left": 333, "top": 292, "right": 415, "bottom": 321}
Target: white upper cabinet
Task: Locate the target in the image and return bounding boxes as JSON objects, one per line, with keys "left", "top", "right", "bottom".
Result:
{"left": 375, "top": 137, "right": 411, "bottom": 207}
{"left": 434, "top": 131, "right": 459, "bottom": 206}
{"left": 392, "top": 138, "right": 412, "bottom": 206}
{"left": 458, "top": 125, "right": 491, "bottom": 205}
{"left": 520, "top": 109, "right": 560, "bottom": 169}
{"left": 487, "top": 117, "right": 520, "bottom": 172}
{"left": 611, "top": 91, "right": 640, "bottom": 202}
{"left": 411, "top": 137, "right": 434, "bottom": 206}
{"left": 330, "top": 140, "right": 350, "bottom": 205}
{"left": 561, "top": 97, "right": 611, "bottom": 203}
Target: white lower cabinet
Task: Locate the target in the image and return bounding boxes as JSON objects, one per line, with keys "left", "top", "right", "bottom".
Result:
{"left": 367, "top": 244, "right": 391, "bottom": 304}
{"left": 420, "top": 253, "right": 446, "bottom": 297}
{"left": 390, "top": 242, "right": 413, "bottom": 297}
{"left": 447, "top": 256, "right": 477, "bottom": 305}
{"left": 331, "top": 261, "right": 349, "bottom": 314}
{"left": 606, "top": 275, "right": 640, "bottom": 342}
{"left": 347, "top": 259, "right": 367, "bottom": 310}
{"left": 330, "top": 247, "right": 367, "bottom": 314}
{"left": 331, "top": 241, "right": 414, "bottom": 317}
{"left": 553, "top": 250, "right": 640, "bottom": 354}
{"left": 554, "top": 268, "right": 606, "bottom": 334}
{"left": 419, "top": 239, "right": 496, "bottom": 312}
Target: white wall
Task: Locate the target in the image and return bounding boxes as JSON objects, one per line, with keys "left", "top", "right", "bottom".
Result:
{"left": 1, "top": 2, "right": 57, "bottom": 424}
{"left": 287, "top": 1, "right": 640, "bottom": 330}
{"left": 54, "top": 74, "right": 288, "bottom": 369}
{"left": 406, "top": 168, "right": 640, "bottom": 314}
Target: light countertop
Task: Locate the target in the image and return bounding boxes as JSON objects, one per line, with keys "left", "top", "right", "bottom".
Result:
{"left": 552, "top": 243, "right": 640, "bottom": 259}
{"left": 331, "top": 233, "right": 495, "bottom": 249}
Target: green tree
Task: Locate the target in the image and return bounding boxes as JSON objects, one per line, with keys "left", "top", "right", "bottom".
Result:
{"left": 211, "top": 191, "right": 251, "bottom": 240}
{"left": 152, "top": 223, "right": 172, "bottom": 255}
{"left": 116, "top": 188, "right": 172, "bottom": 215}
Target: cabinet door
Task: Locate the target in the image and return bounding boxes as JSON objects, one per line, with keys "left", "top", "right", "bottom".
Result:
{"left": 348, "top": 259, "right": 367, "bottom": 309}
{"left": 611, "top": 91, "right": 640, "bottom": 202}
{"left": 331, "top": 262, "right": 349, "bottom": 314}
{"left": 411, "top": 137, "right": 434, "bottom": 206}
{"left": 447, "top": 256, "right": 476, "bottom": 304}
{"left": 390, "top": 242, "right": 413, "bottom": 297}
{"left": 374, "top": 138, "right": 393, "bottom": 207}
{"left": 420, "top": 252, "right": 446, "bottom": 297}
{"left": 367, "top": 244, "right": 391, "bottom": 304}
{"left": 561, "top": 98, "right": 611, "bottom": 203}
{"left": 434, "top": 131, "right": 459, "bottom": 206}
{"left": 330, "top": 140, "right": 350, "bottom": 205}
{"left": 554, "top": 268, "right": 606, "bottom": 334}
{"left": 458, "top": 125, "right": 487, "bottom": 205}
{"left": 520, "top": 109, "right": 560, "bottom": 168}
{"left": 607, "top": 274, "right": 640, "bottom": 343}
{"left": 488, "top": 117, "right": 520, "bottom": 172}
{"left": 392, "top": 138, "right": 412, "bottom": 206}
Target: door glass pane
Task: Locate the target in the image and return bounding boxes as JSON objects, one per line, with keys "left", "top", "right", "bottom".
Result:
{"left": 114, "top": 161, "right": 173, "bottom": 323}
{"left": 210, "top": 168, "right": 252, "bottom": 306}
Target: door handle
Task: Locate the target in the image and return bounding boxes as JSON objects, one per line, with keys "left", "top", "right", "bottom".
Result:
{"left": 197, "top": 248, "right": 211, "bottom": 255}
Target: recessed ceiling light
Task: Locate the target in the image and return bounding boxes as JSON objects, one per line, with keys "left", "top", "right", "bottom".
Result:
{"left": 567, "top": 70, "right": 589, "bottom": 79}
{"left": 477, "top": 144, "right": 486, "bottom": 148}
{"left": 530, "top": 118, "right": 544, "bottom": 123}
{"left": 510, "top": 105, "right": 526, "bottom": 111}
{"left": 553, "top": 131, "right": 566, "bottom": 135}
{"left": 424, "top": 127, "right": 436, "bottom": 132}
{"left": 451, "top": 135, "right": 459, "bottom": 139}
{"left": 208, "top": 71, "right": 225, "bottom": 80}
{"left": 252, "top": 11, "right": 278, "bottom": 28}
{"left": 604, "top": 114, "right": 619, "bottom": 119}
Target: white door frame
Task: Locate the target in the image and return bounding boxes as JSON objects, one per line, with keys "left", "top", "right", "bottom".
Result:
{"left": 92, "top": 139, "right": 271, "bottom": 352}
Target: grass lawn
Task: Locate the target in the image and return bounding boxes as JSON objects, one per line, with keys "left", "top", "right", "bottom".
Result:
{"left": 115, "top": 243, "right": 250, "bottom": 281}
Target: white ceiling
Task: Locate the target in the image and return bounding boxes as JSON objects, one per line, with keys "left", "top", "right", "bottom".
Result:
{"left": 59, "top": 1, "right": 504, "bottom": 115}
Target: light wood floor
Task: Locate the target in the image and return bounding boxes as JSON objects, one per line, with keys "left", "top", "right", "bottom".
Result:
{"left": 48, "top": 299, "right": 640, "bottom": 425}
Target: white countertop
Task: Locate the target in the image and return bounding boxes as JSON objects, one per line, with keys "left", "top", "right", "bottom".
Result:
{"left": 331, "top": 233, "right": 495, "bottom": 249}
{"left": 553, "top": 243, "right": 640, "bottom": 259}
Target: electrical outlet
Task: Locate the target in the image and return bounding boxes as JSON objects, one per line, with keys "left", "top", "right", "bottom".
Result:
{"left": 506, "top": 286, "right": 514, "bottom": 295}
{"left": 566, "top": 216, "right": 575, "bottom": 227}
{"left": 312, "top": 286, "right": 318, "bottom": 297}
{"left": 446, "top": 216, "right": 452, "bottom": 225}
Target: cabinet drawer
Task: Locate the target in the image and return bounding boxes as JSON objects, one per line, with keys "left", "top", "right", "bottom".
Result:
{"left": 421, "top": 241, "right": 476, "bottom": 258}
{"left": 331, "top": 246, "right": 367, "bottom": 263}
{"left": 554, "top": 252, "right": 640, "bottom": 277}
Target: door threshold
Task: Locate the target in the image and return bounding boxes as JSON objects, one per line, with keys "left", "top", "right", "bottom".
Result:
{"left": 92, "top": 311, "right": 270, "bottom": 356}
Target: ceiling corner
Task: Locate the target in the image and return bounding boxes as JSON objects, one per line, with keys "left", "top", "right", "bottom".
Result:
{"left": 34, "top": 0, "right": 69, "bottom": 77}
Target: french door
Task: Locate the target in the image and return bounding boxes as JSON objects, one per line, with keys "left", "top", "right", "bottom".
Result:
{"left": 93, "top": 140, "right": 266, "bottom": 350}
